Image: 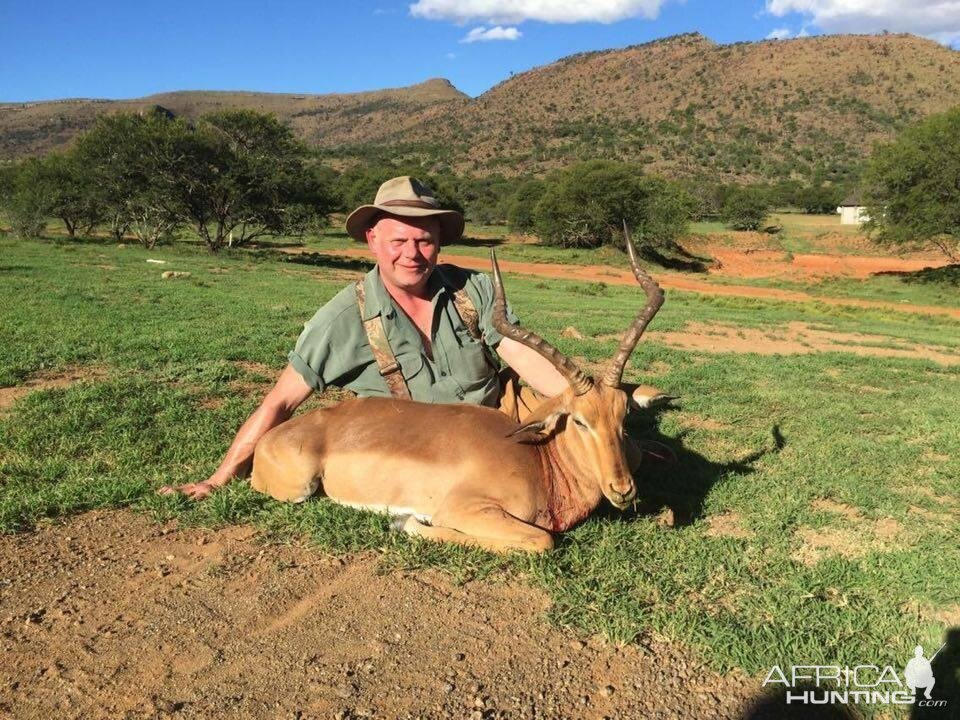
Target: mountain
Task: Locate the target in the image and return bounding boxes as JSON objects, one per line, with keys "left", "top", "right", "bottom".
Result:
{"left": 0, "top": 78, "right": 467, "bottom": 160}
{"left": 3, "top": 33, "right": 960, "bottom": 182}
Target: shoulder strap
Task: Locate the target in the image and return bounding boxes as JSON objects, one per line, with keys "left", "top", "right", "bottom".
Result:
{"left": 355, "top": 280, "right": 411, "bottom": 400}
{"left": 435, "top": 266, "right": 481, "bottom": 340}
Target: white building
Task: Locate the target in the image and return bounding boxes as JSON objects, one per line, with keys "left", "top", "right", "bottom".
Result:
{"left": 837, "top": 195, "right": 869, "bottom": 225}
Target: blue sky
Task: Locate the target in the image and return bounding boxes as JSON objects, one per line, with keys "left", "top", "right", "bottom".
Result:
{"left": 1, "top": 0, "right": 957, "bottom": 102}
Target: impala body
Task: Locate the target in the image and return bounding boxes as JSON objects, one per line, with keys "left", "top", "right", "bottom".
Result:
{"left": 251, "top": 225, "right": 665, "bottom": 553}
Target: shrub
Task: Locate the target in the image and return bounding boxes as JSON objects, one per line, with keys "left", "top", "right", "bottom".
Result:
{"left": 532, "top": 161, "right": 689, "bottom": 249}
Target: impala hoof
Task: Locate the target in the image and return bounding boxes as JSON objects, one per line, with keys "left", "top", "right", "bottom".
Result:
{"left": 390, "top": 514, "right": 413, "bottom": 533}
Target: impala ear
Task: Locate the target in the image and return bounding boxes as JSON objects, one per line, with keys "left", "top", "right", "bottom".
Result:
{"left": 507, "top": 410, "right": 567, "bottom": 443}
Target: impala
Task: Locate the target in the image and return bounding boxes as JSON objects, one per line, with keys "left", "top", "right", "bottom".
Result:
{"left": 250, "top": 226, "right": 667, "bottom": 553}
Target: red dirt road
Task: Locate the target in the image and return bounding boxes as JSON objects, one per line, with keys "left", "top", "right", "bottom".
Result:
{"left": 319, "top": 248, "right": 960, "bottom": 321}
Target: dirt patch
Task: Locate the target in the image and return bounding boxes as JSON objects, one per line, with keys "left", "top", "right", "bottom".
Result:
{"left": 701, "top": 246, "right": 948, "bottom": 281}
{"left": 897, "top": 485, "right": 958, "bottom": 508}
{"left": 907, "top": 505, "right": 955, "bottom": 524}
{"left": 646, "top": 321, "right": 960, "bottom": 366}
{"left": 315, "top": 248, "right": 960, "bottom": 321}
{"left": 643, "top": 361, "right": 672, "bottom": 376}
{"left": 0, "top": 366, "right": 108, "bottom": 413}
{"left": 929, "top": 604, "right": 960, "bottom": 626}
{"left": 0, "top": 510, "right": 761, "bottom": 719}
{"left": 810, "top": 498, "right": 862, "bottom": 522}
{"left": 792, "top": 499, "right": 905, "bottom": 565}
{"left": 704, "top": 512, "right": 754, "bottom": 539}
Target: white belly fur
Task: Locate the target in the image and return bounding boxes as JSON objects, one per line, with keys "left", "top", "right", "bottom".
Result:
{"left": 332, "top": 499, "right": 431, "bottom": 524}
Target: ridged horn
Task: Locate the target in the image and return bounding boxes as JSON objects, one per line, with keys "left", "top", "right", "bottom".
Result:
{"left": 600, "top": 221, "right": 665, "bottom": 387}
{"left": 490, "top": 250, "right": 594, "bottom": 396}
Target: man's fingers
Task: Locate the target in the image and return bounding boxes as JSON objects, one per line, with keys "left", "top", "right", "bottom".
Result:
{"left": 156, "top": 483, "right": 213, "bottom": 500}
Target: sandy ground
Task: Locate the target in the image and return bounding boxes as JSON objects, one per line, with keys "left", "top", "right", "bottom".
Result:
{"left": 0, "top": 511, "right": 776, "bottom": 720}
{"left": 318, "top": 248, "right": 960, "bottom": 321}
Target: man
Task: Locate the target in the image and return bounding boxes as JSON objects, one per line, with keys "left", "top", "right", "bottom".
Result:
{"left": 160, "top": 176, "right": 570, "bottom": 501}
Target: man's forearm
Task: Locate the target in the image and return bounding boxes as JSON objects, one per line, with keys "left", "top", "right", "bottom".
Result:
{"left": 496, "top": 336, "right": 570, "bottom": 397}
{"left": 206, "top": 402, "right": 294, "bottom": 487}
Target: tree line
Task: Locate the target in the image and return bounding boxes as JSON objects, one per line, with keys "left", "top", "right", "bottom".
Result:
{"left": 3, "top": 105, "right": 951, "bottom": 259}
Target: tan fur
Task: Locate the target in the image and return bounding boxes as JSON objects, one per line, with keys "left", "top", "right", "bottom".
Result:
{"left": 250, "top": 387, "right": 637, "bottom": 554}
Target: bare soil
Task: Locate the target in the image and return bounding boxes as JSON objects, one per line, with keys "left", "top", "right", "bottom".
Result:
{"left": 0, "top": 366, "right": 108, "bottom": 413}
{"left": 0, "top": 510, "right": 769, "bottom": 720}
{"left": 318, "top": 249, "right": 960, "bottom": 321}
{"left": 646, "top": 321, "right": 960, "bottom": 366}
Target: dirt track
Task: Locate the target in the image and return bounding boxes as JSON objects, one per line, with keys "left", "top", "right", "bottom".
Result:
{"left": 318, "top": 248, "right": 960, "bottom": 321}
{"left": 0, "top": 511, "right": 773, "bottom": 720}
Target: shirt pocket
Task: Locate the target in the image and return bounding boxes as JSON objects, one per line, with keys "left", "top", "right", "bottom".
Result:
{"left": 397, "top": 351, "right": 426, "bottom": 382}
{"left": 454, "top": 335, "right": 494, "bottom": 385}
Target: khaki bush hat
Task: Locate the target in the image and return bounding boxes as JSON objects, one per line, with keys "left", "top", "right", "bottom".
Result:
{"left": 345, "top": 176, "right": 464, "bottom": 245}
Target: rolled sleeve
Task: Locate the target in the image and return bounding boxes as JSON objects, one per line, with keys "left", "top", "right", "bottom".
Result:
{"left": 288, "top": 287, "right": 368, "bottom": 392}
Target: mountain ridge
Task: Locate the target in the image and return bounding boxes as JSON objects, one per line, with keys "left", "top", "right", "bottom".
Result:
{"left": 3, "top": 33, "right": 959, "bottom": 183}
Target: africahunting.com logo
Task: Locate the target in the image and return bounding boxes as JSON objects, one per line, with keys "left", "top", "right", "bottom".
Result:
{"left": 763, "top": 643, "right": 948, "bottom": 708}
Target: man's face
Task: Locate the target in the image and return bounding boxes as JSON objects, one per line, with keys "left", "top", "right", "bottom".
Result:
{"left": 366, "top": 215, "right": 441, "bottom": 294}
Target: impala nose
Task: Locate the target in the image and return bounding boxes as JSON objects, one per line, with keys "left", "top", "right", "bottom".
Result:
{"left": 609, "top": 483, "right": 636, "bottom": 508}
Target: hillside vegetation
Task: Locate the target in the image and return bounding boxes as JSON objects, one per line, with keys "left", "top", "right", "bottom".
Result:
{"left": 3, "top": 33, "right": 960, "bottom": 183}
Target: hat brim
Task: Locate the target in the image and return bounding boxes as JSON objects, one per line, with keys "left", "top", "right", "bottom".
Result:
{"left": 346, "top": 205, "right": 464, "bottom": 245}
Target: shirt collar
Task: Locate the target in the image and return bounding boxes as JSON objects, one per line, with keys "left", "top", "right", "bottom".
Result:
{"left": 361, "top": 265, "right": 449, "bottom": 322}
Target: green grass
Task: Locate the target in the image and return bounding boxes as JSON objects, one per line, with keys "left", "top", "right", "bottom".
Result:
{"left": 1, "top": 233, "right": 958, "bottom": 692}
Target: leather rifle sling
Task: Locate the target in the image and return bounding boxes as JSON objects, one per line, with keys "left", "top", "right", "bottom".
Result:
{"left": 355, "top": 280, "right": 411, "bottom": 400}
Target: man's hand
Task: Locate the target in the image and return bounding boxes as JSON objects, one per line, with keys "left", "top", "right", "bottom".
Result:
{"left": 158, "top": 479, "right": 219, "bottom": 501}
{"left": 155, "top": 363, "right": 313, "bottom": 502}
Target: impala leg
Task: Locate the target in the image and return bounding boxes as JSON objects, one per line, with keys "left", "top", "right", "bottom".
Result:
{"left": 399, "top": 505, "right": 554, "bottom": 554}
{"left": 249, "top": 427, "right": 322, "bottom": 503}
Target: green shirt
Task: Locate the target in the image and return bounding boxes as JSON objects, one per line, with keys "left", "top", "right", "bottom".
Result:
{"left": 288, "top": 264, "right": 520, "bottom": 407}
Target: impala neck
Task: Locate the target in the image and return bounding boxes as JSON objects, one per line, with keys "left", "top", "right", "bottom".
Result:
{"left": 536, "top": 439, "right": 603, "bottom": 533}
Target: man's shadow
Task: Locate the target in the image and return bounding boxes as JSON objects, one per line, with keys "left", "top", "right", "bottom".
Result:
{"left": 911, "top": 627, "right": 959, "bottom": 720}
{"left": 596, "top": 403, "right": 785, "bottom": 527}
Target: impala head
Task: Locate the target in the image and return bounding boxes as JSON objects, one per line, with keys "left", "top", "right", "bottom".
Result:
{"left": 491, "top": 221, "right": 665, "bottom": 511}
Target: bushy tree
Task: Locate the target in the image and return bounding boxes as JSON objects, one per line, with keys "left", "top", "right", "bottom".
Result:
{"left": 0, "top": 158, "right": 57, "bottom": 239}
{"left": 863, "top": 108, "right": 960, "bottom": 260}
{"left": 74, "top": 110, "right": 188, "bottom": 247}
{"left": 721, "top": 185, "right": 771, "bottom": 231}
{"left": 40, "top": 151, "right": 103, "bottom": 237}
{"left": 796, "top": 183, "right": 843, "bottom": 215}
{"left": 532, "top": 161, "right": 689, "bottom": 249}
{"left": 175, "top": 110, "right": 319, "bottom": 250}
{"left": 507, "top": 178, "right": 545, "bottom": 232}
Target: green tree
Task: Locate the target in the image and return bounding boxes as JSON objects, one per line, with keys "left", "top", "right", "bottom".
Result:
{"left": 41, "top": 151, "right": 103, "bottom": 237}
{"left": 74, "top": 110, "right": 188, "bottom": 247}
{"left": 507, "top": 178, "right": 545, "bottom": 233}
{"left": 532, "top": 161, "right": 688, "bottom": 249}
{"left": 863, "top": 108, "right": 960, "bottom": 260}
{"left": 178, "top": 110, "right": 320, "bottom": 251}
{"left": 0, "top": 158, "right": 57, "bottom": 239}
{"left": 796, "top": 183, "right": 843, "bottom": 215}
{"left": 721, "top": 185, "right": 771, "bottom": 231}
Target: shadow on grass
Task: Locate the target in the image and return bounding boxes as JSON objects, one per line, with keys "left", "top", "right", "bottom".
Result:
{"left": 605, "top": 408, "right": 785, "bottom": 527}
{"left": 250, "top": 250, "right": 374, "bottom": 274}
{"left": 640, "top": 244, "right": 712, "bottom": 273}
{"left": 873, "top": 264, "right": 960, "bottom": 285}
{"left": 912, "top": 627, "right": 959, "bottom": 720}
{"left": 451, "top": 235, "right": 509, "bottom": 249}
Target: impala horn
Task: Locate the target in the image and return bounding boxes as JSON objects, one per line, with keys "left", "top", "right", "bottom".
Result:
{"left": 490, "top": 250, "right": 594, "bottom": 396}
{"left": 600, "top": 220, "right": 665, "bottom": 388}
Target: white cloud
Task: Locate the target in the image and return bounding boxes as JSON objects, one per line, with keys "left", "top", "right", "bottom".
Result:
{"left": 460, "top": 25, "right": 522, "bottom": 42}
{"left": 766, "top": 27, "right": 792, "bottom": 39}
{"left": 766, "top": 0, "right": 960, "bottom": 45}
{"left": 411, "top": 0, "right": 670, "bottom": 25}
{"left": 446, "top": 52, "right": 457, "bottom": 59}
